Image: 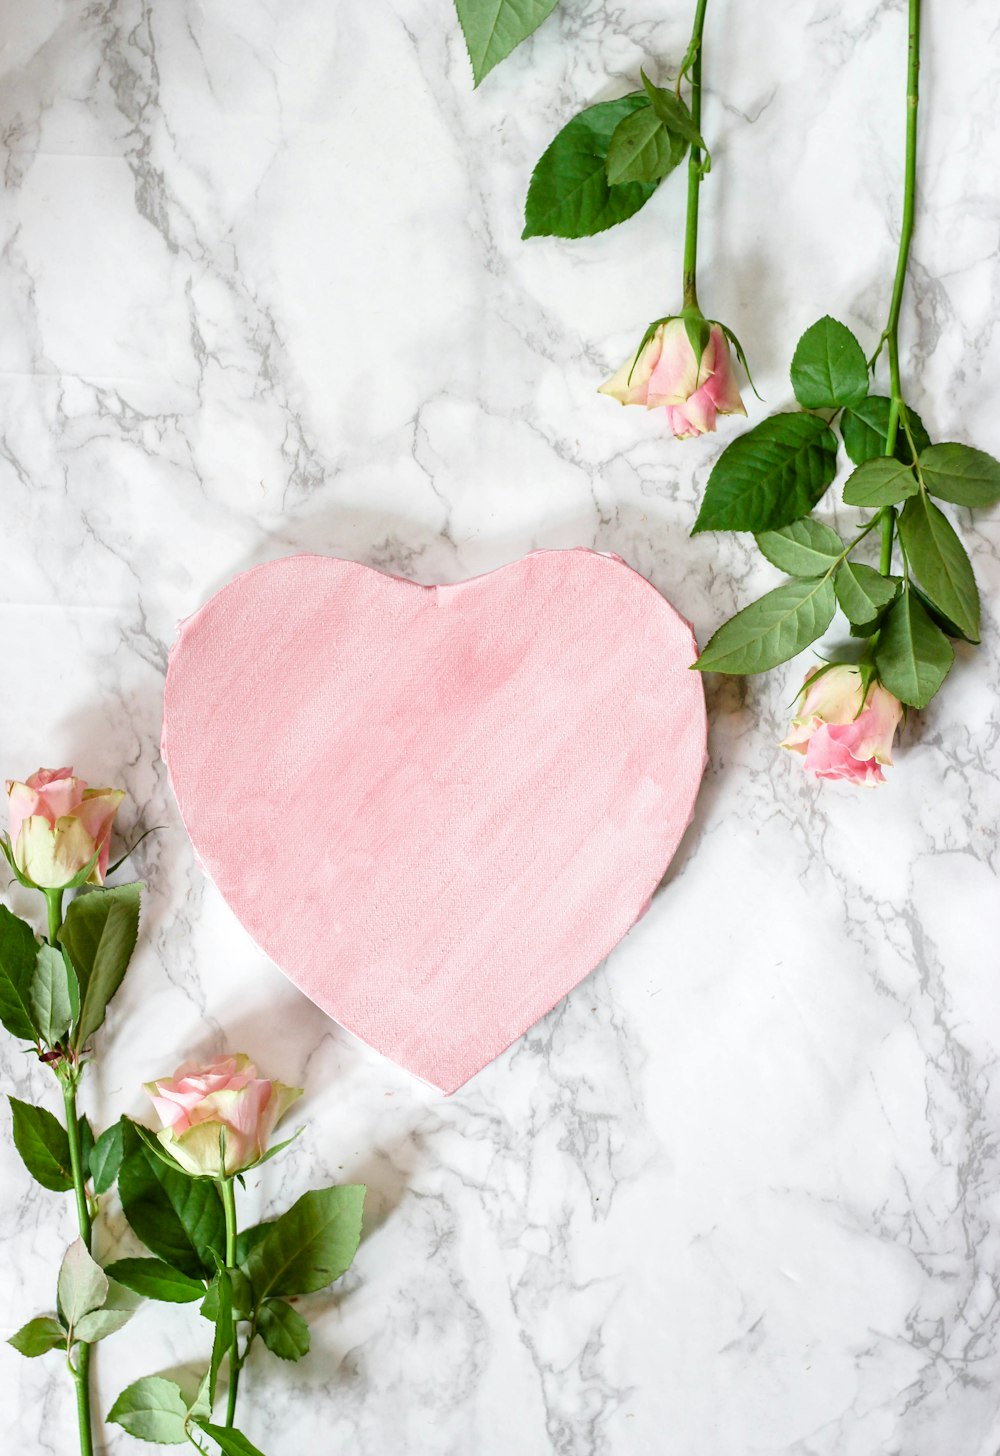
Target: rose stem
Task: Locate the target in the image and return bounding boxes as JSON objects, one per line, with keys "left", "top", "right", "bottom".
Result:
{"left": 681, "top": 0, "right": 709, "bottom": 312}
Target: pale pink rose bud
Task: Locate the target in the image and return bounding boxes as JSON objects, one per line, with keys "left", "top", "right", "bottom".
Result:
{"left": 144, "top": 1053, "right": 302, "bottom": 1178}
{"left": 781, "top": 666, "right": 903, "bottom": 786}
{"left": 5, "top": 767, "right": 125, "bottom": 890}
{"left": 599, "top": 317, "right": 747, "bottom": 439}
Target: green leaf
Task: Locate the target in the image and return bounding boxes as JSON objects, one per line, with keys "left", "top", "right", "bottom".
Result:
{"left": 90, "top": 1118, "right": 126, "bottom": 1195}
{"left": 605, "top": 104, "right": 687, "bottom": 186}
{"left": 695, "top": 577, "right": 837, "bottom": 675}
{"left": 235, "top": 1222, "right": 273, "bottom": 1265}
{"left": 897, "top": 494, "right": 980, "bottom": 642}
{"left": 74, "top": 1306, "right": 133, "bottom": 1343}
{"left": 842, "top": 456, "right": 919, "bottom": 508}
{"left": 755, "top": 518, "right": 844, "bottom": 576}
{"left": 639, "top": 70, "right": 706, "bottom": 151}
{"left": 257, "top": 1298, "right": 311, "bottom": 1361}
{"left": 523, "top": 94, "right": 659, "bottom": 240}
{"left": 108, "top": 1376, "right": 189, "bottom": 1445}
{"left": 58, "top": 1238, "right": 108, "bottom": 1327}
{"left": 195, "top": 1422, "right": 267, "bottom": 1456}
{"left": 118, "top": 1137, "right": 225, "bottom": 1279}
{"left": 910, "top": 581, "right": 979, "bottom": 645}
{"left": 200, "top": 1268, "right": 252, "bottom": 1323}
{"left": 29, "top": 944, "right": 78, "bottom": 1046}
{"left": 9, "top": 1096, "right": 73, "bottom": 1192}
{"left": 454, "top": 0, "right": 559, "bottom": 86}
{"left": 207, "top": 1267, "right": 233, "bottom": 1410}
{"left": 918, "top": 442, "right": 1000, "bottom": 507}
{"left": 694, "top": 413, "right": 839, "bottom": 534}
{"left": 874, "top": 590, "right": 954, "bottom": 708}
{"left": 59, "top": 882, "right": 141, "bottom": 1050}
{"left": 0, "top": 905, "right": 41, "bottom": 1041}
{"left": 841, "top": 394, "right": 931, "bottom": 466}
{"left": 245, "top": 1185, "right": 366, "bottom": 1302}
{"left": 834, "top": 562, "right": 900, "bottom": 627}
{"left": 7, "top": 1315, "right": 65, "bottom": 1358}
{"left": 790, "top": 316, "right": 869, "bottom": 409}
{"left": 105, "top": 1257, "right": 206, "bottom": 1304}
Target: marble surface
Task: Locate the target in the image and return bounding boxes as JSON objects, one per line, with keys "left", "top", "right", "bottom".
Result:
{"left": 1, "top": 1, "right": 998, "bottom": 1453}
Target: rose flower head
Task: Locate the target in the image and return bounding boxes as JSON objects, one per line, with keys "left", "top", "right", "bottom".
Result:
{"left": 782, "top": 665, "right": 903, "bottom": 786}
{"left": 5, "top": 767, "right": 124, "bottom": 890}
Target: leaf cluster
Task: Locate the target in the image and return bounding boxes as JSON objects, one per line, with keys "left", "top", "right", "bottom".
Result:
{"left": 693, "top": 316, "right": 999, "bottom": 706}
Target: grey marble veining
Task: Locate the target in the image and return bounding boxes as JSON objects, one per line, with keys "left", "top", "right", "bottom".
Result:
{"left": 1, "top": 1, "right": 999, "bottom": 1452}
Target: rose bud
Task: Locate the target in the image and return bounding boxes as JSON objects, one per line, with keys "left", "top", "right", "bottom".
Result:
{"left": 600, "top": 316, "right": 746, "bottom": 439}
{"left": 781, "top": 665, "right": 903, "bottom": 786}
{"left": 6, "top": 767, "right": 125, "bottom": 889}
{"left": 145, "top": 1054, "right": 302, "bottom": 1178}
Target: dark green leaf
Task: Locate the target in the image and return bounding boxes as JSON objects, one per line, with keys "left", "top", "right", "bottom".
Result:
{"left": 694, "top": 413, "right": 839, "bottom": 534}
{"left": 842, "top": 456, "right": 919, "bottom": 508}
{"left": 454, "top": 0, "right": 559, "bottom": 86}
{"left": 245, "top": 1185, "right": 366, "bottom": 1302}
{"left": 195, "top": 1423, "right": 267, "bottom": 1456}
{"left": 605, "top": 104, "right": 686, "bottom": 186}
{"left": 695, "top": 577, "right": 837, "bottom": 675}
{"left": 9, "top": 1097, "right": 73, "bottom": 1192}
{"left": 7, "top": 1315, "right": 65, "bottom": 1358}
{"left": 208, "top": 1268, "right": 233, "bottom": 1409}
{"left": 60, "top": 882, "right": 141, "bottom": 1050}
{"left": 523, "top": 94, "right": 659, "bottom": 240}
{"left": 235, "top": 1222, "right": 273, "bottom": 1265}
{"left": 77, "top": 1114, "right": 95, "bottom": 1177}
{"left": 640, "top": 70, "right": 706, "bottom": 151}
{"left": 257, "top": 1298, "right": 311, "bottom": 1361}
{"left": 105, "top": 1257, "right": 206, "bottom": 1304}
{"left": 834, "top": 562, "right": 900, "bottom": 627}
{"left": 910, "top": 581, "right": 979, "bottom": 645}
{"left": 790, "top": 316, "right": 868, "bottom": 409}
{"left": 30, "top": 944, "right": 77, "bottom": 1046}
{"left": 118, "top": 1137, "right": 225, "bottom": 1279}
{"left": 108, "top": 1376, "right": 189, "bottom": 1445}
{"left": 90, "top": 1118, "right": 126, "bottom": 1195}
{"left": 200, "top": 1268, "right": 252, "bottom": 1322}
{"left": 0, "top": 905, "right": 40, "bottom": 1041}
{"left": 918, "top": 442, "right": 1000, "bottom": 507}
{"left": 897, "top": 494, "right": 980, "bottom": 642}
{"left": 874, "top": 590, "right": 954, "bottom": 708}
{"left": 755, "top": 518, "right": 844, "bottom": 576}
{"left": 841, "top": 395, "right": 931, "bottom": 466}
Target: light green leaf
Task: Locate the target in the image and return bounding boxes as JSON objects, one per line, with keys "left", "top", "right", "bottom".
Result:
{"left": 60, "top": 882, "right": 141, "bottom": 1050}
{"left": 755, "top": 518, "right": 844, "bottom": 576}
{"left": 834, "top": 562, "right": 900, "bottom": 627}
{"left": 605, "top": 104, "right": 687, "bottom": 186}
{"left": 523, "top": 94, "right": 659, "bottom": 239}
{"left": 640, "top": 70, "right": 706, "bottom": 151}
{"left": 188, "top": 1371, "right": 213, "bottom": 1423}
{"left": 195, "top": 1422, "right": 267, "bottom": 1456}
{"left": 789, "top": 316, "right": 868, "bottom": 409}
{"left": 257, "top": 1298, "right": 311, "bottom": 1361}
{"left": 897, "top": 494, "right": 980, "bottom": 642}
{"left": 105, "top": 1257, "right": 206, "bottom": 1304}
{"left": 842, "top": 456, "right": 919, "bottom": 508}
{"left": 7, "top": 1315, "right": 65, "bottom": 1358}
{"left": 693, "top": 413, "right": 839, "bottom": 534}
{"left": 695, "top": 577, "right": 837, "bottom": 675}
{"left": 29, "top": 944, "right": 78, "bottom": 1047}
{"left": 118, "top": 1135, "right": 225, "bottom": 1279}
{"left": 58, "top": 1238, "right": 108, "bottom": 1328}
{"left": 841, "top": 394, "right": 931, "bottom": 466}
{"left": 108, "top": 1376, "right": 189, "bottom": 1445}
{"left": 90, "top": 1118, "right": 126, "bottom": 1195}
{"left": 74, "top": 1306, "right": 133, "bottom": 1343}
{"left": 0, "top": 905, "right": 41, "bottom": 1042}
{"left": 874, "top": 590, "right": 954, "bottom": 708}
{"left": 245, "top": 1185, "right": 366, "bottom": 1302}
{"left": 9, "top": 1097, "right": 73, "bottom": 1192}
{"left": 918, "top": 442, "right": 1000, "bottom": 507}
{"left": 454, "top": 0, "right": 559, "bottom": 86}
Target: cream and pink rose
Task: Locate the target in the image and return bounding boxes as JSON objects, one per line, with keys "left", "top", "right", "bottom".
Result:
{"left": 600, "top": 317, "right": 747, "bottom": 439}
{"left": 782, "top": 666, "right": 903, "bottom": 786}
{"left": 5, "top": 767, "right": 124, "bottom": 890}
{"left": 145, "top": 1054, "right": 302, "bottom": 1178}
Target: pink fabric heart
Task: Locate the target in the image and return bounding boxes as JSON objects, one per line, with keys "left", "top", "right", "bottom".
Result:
{"left": 162, "top": 550, "right": 707, "bottom": 1092}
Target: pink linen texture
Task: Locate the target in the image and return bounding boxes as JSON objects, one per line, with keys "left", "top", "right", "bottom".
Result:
{"left": 161, "top": 549, "right": 707, "bottom": 1093}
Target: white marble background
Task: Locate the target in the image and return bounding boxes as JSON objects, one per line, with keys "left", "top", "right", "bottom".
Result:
{"left": 1, "top": 0, "right": 999, "bottom": 1452}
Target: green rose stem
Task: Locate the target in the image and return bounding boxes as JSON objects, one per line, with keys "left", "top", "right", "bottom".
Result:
{"left": 878, "top": 0, "right": 921, "bottom": 575}
{"left": 45, "top": 887, "right": 95, "bottom": 1456}
{"left": 680, "top": 0, "right": 710, "bottom": 311}
{"left": 220, "top": 1175, "right": 242, "bottom": 1428}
